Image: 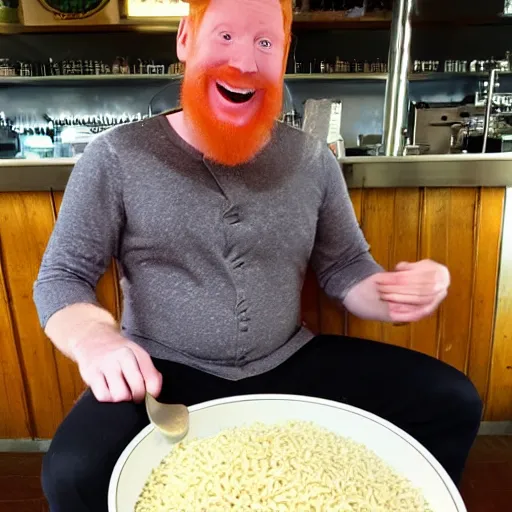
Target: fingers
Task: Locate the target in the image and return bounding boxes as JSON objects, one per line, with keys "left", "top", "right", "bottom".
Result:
{"left": 394, "top": 261, "right": 411, "bottom": 271}
{"left": 84, "top": 365, "right": 131, "bottom": 404}
{"left": 377, "top": 283, "right": 445, "bottom": 295}
{"left": 104, "top": 360, "right": 133, "bottom": 402}
{"left": 375, "top": 271, "right": 437, "bottom": 287}
{"left": 87, "top": 370, "right": 112, "bottom": 402}
{"left": 81, "top": 347, "right": 147, "bottom": 403}
{"left": 375, "top": 260, "right": 450, "bottom": 289}
{"left": 386, "top": 290, "right": 446, "bottom": 309}
{"left": 389, "top": 308, "right": 433, "bottom": 323}
{"left": 132, "top": 345, "right": 163, "bottom": 398}
{"left": 119, "top": 350, "right": 147, "bottom": 403}
{"left": 386, "top": 290, "right": 446, "bottom": 323}
{"left": 375, "top": 259, "right": 450, "bottom": 319}
{"left": 388, "top": 303, "right": 433, "bottom": 323}
{"left": 380, "top": 292, "right": 439, "bottom": 306}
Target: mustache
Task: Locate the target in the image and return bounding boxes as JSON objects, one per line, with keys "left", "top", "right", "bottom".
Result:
{"left": 201, "top": 65, "right": 272, "bottom": 89}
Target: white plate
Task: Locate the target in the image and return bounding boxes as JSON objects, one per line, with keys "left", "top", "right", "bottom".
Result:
{"left": 108, "top": 394, "right": 467, "bottom": 512}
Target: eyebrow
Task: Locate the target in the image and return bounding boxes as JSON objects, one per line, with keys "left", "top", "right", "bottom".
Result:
{"left": 210, "top": 23, "right": 231, "bottom": 33}
{"left": 209, "top": 21, "right": 281, "bottom": 41}
{"left": 209, "top": 15, "right": 283, "bottom": 40}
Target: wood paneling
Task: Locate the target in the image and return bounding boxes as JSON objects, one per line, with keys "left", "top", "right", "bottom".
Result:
{"left": 487, "top": 188, "right": 512, "bottom": 421}
{"left": 0, "top": 187, "right": 508, "bottom": 440}
{"left": 308, "top": 187, "right": 505, "bottom": 420}
{"left": 0, "top": 192, "right": 64, "bottom": 439}
{"left": 347, "top": 189, "right": 395, "bottom": 341}
{"left": 468, "top": 189, "right": 504, "bottom": 412}
{"left": 0, "top": 225, "right": 31, "bottom": 439}
{"left": 0, "top": 191, "right": 125, "bottom": 439}
{"left": 383, "top": 188, "right": 421, "bottom": 349}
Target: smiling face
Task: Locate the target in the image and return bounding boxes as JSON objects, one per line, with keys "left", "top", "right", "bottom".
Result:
{"left": 177, "top": 0, "right": 290, "bottom": 166}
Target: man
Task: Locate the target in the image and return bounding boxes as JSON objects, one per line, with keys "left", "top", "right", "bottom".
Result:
{"left": 33, "top": 0, "right": 482, "bottom": 510}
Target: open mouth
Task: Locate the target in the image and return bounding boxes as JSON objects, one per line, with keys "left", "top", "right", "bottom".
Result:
{"left": 216, "top": 81, "right": 256, "bottom": 104}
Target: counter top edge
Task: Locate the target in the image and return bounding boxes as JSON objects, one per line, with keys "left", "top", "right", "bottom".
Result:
{"left": 2, "top": 153, "right": 512, "bottom": 168}
{"left": 1, "top": 155, "right": 512, "bottom": 191}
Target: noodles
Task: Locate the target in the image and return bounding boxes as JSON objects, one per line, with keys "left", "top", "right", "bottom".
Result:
{"left": 135, "top": 421, "right": 433, "bottom": 512}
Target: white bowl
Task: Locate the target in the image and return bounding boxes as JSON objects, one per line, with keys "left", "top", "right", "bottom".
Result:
{"left": 108, "top": 394, "right": 467, "bottom": 512}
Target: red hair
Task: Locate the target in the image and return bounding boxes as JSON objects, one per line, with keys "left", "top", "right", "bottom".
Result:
{"left": 185, "top": 0, "right": 292, "bottom": 62}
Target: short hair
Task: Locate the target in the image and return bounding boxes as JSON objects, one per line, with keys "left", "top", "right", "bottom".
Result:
{"left": 185, "top": 0, "right": 292, "bottom": 39}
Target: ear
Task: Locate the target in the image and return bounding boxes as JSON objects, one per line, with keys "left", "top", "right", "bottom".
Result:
{"left": 176, "top": 17, "right": 192, "bottom": 63}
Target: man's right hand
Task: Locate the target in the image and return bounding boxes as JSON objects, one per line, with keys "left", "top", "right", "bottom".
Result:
{"left": 72, "top": 332, "right": 162, "bottom": 404}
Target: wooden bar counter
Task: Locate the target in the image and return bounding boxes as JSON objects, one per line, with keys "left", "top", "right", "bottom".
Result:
{"left": 1, "top": 154, "right": 511, "bottom": 443}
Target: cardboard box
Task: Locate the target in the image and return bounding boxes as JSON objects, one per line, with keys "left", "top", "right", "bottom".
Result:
{"left": 19, "top": 0, "right": 120, "bottom": 26}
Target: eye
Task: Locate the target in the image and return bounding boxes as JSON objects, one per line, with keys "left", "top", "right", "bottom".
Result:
{"left": 220, "top": 32, "right": 232, "bottom": 42}
{"left": 258, "top": 38, "right": 272, "bottom": 49}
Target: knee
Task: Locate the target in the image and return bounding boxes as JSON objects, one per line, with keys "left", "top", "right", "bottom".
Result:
{"left": 432, "top": 364, "right": 483, "bottom": 426}
{"left": 41, "top": 440, "right": 95, "bottom": 503}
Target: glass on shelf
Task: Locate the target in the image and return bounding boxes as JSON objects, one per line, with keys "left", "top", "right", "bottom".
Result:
{"left": 0, "top": 59, "right": 16, "bottom": 76}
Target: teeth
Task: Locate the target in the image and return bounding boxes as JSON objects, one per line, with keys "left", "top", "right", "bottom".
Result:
{"left": 217, "top": 81, "right": 255, "bottom": 95}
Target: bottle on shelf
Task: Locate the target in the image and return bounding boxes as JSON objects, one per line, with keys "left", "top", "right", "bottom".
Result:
{"left": 112, "top": 57, "right": 122, "bottom": 75}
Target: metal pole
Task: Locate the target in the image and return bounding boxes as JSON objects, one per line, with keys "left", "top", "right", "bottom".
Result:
{"left": 482, "top": 68, "right": 497, "bottom": 154}
{"left": 382, "top": 0, "right": 414, "bottom": 156}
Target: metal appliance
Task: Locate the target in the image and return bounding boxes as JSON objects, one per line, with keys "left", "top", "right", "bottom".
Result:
{"left": 0, "top": 126, "right": 20, "bottom": 158}
{"left": 410, "top": 98, "right": 512, "bottom": 155}
{"left": 410, "top": 102, "right": 484, "bottom": 155}
{"left": 0, "top": 113, "right": 20, "bottom": 158}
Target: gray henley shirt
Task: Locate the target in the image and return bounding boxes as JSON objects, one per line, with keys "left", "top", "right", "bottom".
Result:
{"left": 33, "top": 113, "right": 382, "bottom": 380}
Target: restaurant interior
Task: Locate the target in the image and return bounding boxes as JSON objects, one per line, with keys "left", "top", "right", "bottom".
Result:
{"left": 1, "top": 1, "right": 512, "bottom": 511}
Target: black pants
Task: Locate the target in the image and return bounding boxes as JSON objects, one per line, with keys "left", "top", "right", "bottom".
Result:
{"left": 42, "top": 335, "right": 482, "bottom": 512}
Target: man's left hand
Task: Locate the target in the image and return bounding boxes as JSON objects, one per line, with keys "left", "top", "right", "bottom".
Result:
{"left": 374, "top": 259, "right": 450, "bottom": 323}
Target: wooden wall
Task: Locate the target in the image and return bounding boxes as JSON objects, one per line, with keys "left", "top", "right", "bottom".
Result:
{"left": 302, "top": 188, "right": 507, "bottom": 421}
{"left": 0, "top": 187, "right": 508, "bottom": 441}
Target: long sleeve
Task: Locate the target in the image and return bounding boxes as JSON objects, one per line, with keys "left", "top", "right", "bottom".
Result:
{"left": 33, "top": 133, "right": 125, "bottom": 328}
{"left": 310, "top": 146, "right": 384, "bottom": 304}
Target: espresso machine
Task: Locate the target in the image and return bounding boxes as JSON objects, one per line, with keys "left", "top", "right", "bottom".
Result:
{"left": 409, "top": 102, "right": 484, "bottom": 154}
{"left": 409, "top": 73, "right": 512, "bottom": 155}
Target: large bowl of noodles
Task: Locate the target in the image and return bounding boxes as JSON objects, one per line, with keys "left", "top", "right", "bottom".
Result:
{"left": 108, "top": 394, "right": 467, "bottom": 512}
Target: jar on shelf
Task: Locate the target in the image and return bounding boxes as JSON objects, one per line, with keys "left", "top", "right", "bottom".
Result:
{"left": 0, "top": 59, "right": 16, "bottom": 77}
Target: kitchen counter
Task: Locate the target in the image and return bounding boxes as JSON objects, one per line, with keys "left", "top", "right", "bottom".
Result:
{"left": 0, "top": 158, "right": 74, "bottom": 191}
{"left": 341, "top": 153, "right": 512, "bottom": 187}
{"left": 1, "top": 153, "right": 512, "bottom": 191}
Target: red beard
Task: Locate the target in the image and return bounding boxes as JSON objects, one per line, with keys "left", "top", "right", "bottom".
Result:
{"left": 180, "top": 64, "right": 283, "bottom": 166}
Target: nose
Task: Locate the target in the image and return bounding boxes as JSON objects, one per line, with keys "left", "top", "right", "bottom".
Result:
{"left": 228, "top": 43, "right": 258, "bottom": 74}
